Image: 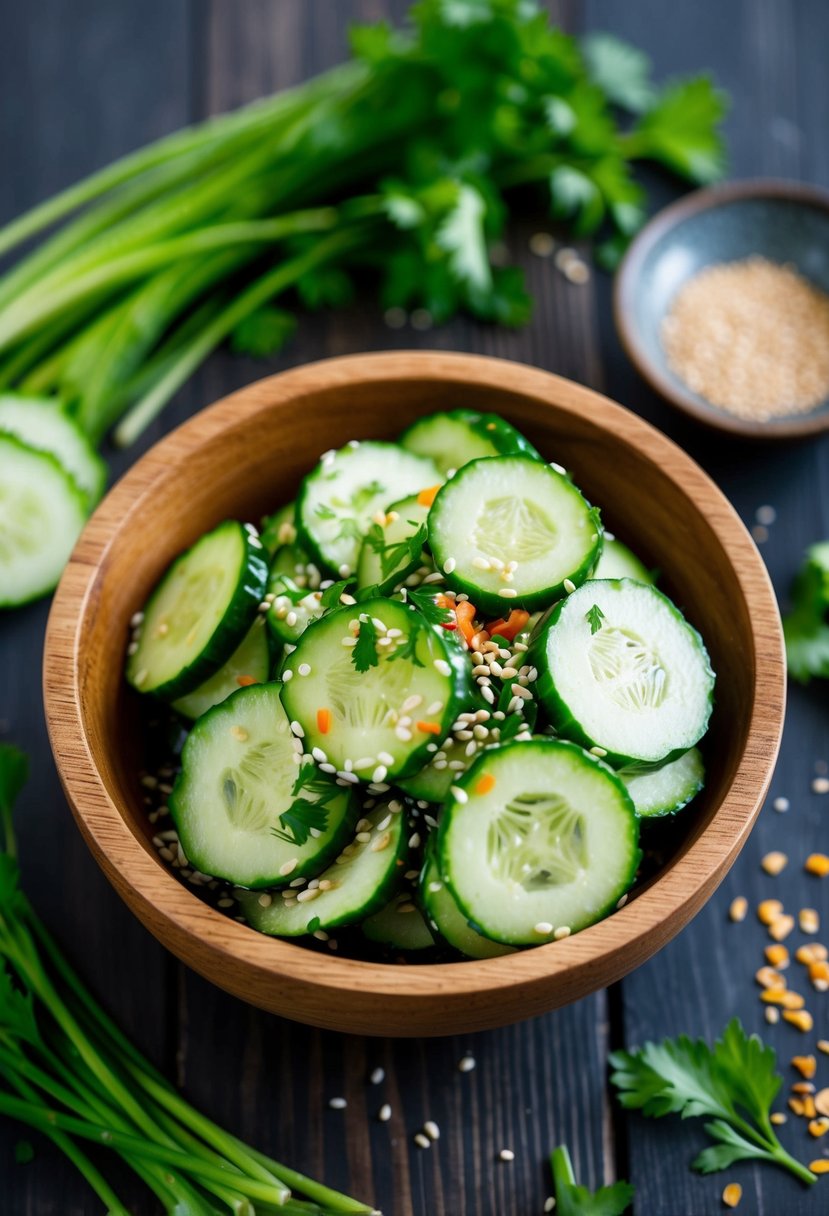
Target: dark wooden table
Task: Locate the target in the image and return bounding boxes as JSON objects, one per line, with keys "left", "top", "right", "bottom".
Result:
{"left": 2, "top": 2, "right": 828, "bottom": 1213}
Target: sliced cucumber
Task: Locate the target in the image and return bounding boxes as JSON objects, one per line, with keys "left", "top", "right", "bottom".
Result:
{"left": 296, "top": 441, "right": 439, "bottom": 576}
{"left": 0, "top": 394, "right": 106, "bottom": 506}
{"left": 362, "top": 890, "right": 436, "bottom": 951}
{"left": 420, "top": 845, "right": 516, "bottom": 959}
{"left": 399, "top": 409, "right": 541, "bottom": 476}
{"left": 428, "top": 456, "right": 602, "bottom": 614}
{"left": 592, "top": 536, "right": 653, "bottom": 584}
{"left": 438, "top": 739, "right": 640, "bottom": 945}
{"left": 236, "top": 801, "right": 406, "bottom": 935}
{"left": 266, "top": 566, "right": 324, "bottom": 646}
{"left": 260, "top": 501, "right": 297, "bottom": 556}
{"left": 357, "top": 493, "right": 430, "bottom": 595}
{"left": 398, "top": 731, "right": 483, "bottom": 803}
{"left": 534, "top": 579, "right": 715, "bottom": 767}
{"left": 280, "top": 597, "right": 471, "bottom": 780}
{"left": 172, "top": 619, "right": 270, "bottom": 721}
{"left": 0, "top": 433, "right": 87, "bottom": 608}
{"left": 620, "top": 747, "right": 705, "bottom": 818}
{"left": 126, "top": 520, "right": 268, "bottom": 700}
{"left": 169, "top": 683, "right": 356, "bottom": 888}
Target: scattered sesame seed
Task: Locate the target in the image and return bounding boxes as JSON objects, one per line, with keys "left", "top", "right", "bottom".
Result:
{"left": 328, "top": 1097, "right": 347, "bottom": 1110}
{"left": 450, "top": 786, "right": 469, "bottom": 804}
{"left": 544, "top": 1199, "right": 556, "bottom": 1213}
{"left": 773, "top": 796, "right": 790, "bottom": 812}
{"left": 812, "top": 777, "right": 829, "bottom": 794}
{"left": 378, "top": 1102, "right": 392, "bottom": 1121}
{"left": 458, "top": 1055, "right": 476, "bottom": 1073}
{"left": 257, "top": 893, "right": 272, "bottom": 908}
{"left": 217, "top": 897, "right": 235, "bottom": 909}
{"left": 499, "top": 1149, "right": 515, "bottom": 1162}
{"left": 290, "top": 720, "right": 305, "bottom": 738}
{"left": 529, "top": 232, "right": 556, "bottom": 257}
{"left": 424, "top": 1120, "right": 440, "bottom": 1141}
{"left": 498, "top": 588, "right": 518, "bottom": 599}
{"left": 765, "top": 1006, "right": 780, "bottom": 1024}
{"left": 370, "top": 1067, "right": 385, "bottom": 1085}
{"left": 534, "top": 922, "right": 554, "bottom": 936}
{"left": 414, "top": 1132, "right": 431, "bottom": 1149}
{"left": 443, "top": 558, "right": 456, "bottom": 574}
{"left": 563, "top": 578, "right": 576, "bottom": 594}
{"left": 554, "top": 926, "right": 571, "bottom": 940}
{"left": 408, "top": 832, "right": 421, "bottom": 849}
{"left": 434, "top": 658, "right": 451, "bottom": 676}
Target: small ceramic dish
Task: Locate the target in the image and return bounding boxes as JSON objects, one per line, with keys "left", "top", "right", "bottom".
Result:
{"left": 44, "top": 352, "right": 785, "bottom": 1036}
{"left": 615, "top": 179, "right": 829, "bottom": 438}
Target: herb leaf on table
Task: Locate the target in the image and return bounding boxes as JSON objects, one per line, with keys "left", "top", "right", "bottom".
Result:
{"left": 550, "top": 1144, "right": 633, "bottom": 1216}
{"left": 783, "top": 541, "right": 829, "bottom": 681}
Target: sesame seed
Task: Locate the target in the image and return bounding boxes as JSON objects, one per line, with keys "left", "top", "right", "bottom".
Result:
{"left": 773, "top": 796, "right": 790, "bottom": 812}
{"left": 328, "top": 1097, "right": 347, "bottom": 1110}
{"left": 296, "top": 888, "right": 321, "bottom": 903}
{"left": 534, "top": 922, "right": 554, "bottom": 936}
{"left": 499, "top": 1149, "right": 515, "bottom": 1162}
{"left": 282, "top": 669, "right": 294, "bottom": 681}
{"left": 511, "top": 684, "right": 533, "bottom": 701}
{"left": 130, "top": 611, "right": 144, "bottom": 628}
{"left": 812, "top": 777, "right": 829, "bottom": 794}
{"left": 127, "top": 641, "right": 138, "bottom": 655}
{"left": 450, "top": 786, "right": 469, "bottom": 804}
{"left": 544, "top": 1199, "right": 556, "bottom": 1213}
{"left": 372, "top": 765, "right": 388, "bottom": 783}
{"left": 442, "top": 558, "right": 457, "bottom": 575}
{"left": 408, "top": 832, "right": 421, "bottom": 849}
{"left": 370, "top": 1067, "right": 385, "bottom": 1085}
{"left": 217, "top": 897, "right": 235, "bottom": 909}
{"left": 498, "top": 588, "right": 518, "bottom": 599}
{"left": 458, "top": 1055, "right": 476, "bottom": 1073}
{"left": 616, "top": 893, "right": 628, "bottom": 909}
{"left": 378, "top": 1102, "right": 392, "bottom": 1121}
{"left": 290, "top": 721, "right": 305, "bottom": 738}
{"left": 312, "top": 746, "right": 328, "bottom": 763}
{"left": 563, "top": 578, "right": 576, "bottom": 594}
{"left": 424, "top": 1120, "right": 440, "bottom": 1141}
{"left": 298, "top": 663, "right": 312, "bottom": 677}
{"left": 434, "top": 658, "right": 451, "bottom": 676}
{"left": 554, "top": 926, "right": 571, "bottom": 940}
{"left": 589, "top": 745, "right": 607, "bottom": 757}
{"left": 257, "top": 893, "right": 272, "bottom": 908}
{"left": 414, "top": 1133, "right": 431, "bottom": 1149}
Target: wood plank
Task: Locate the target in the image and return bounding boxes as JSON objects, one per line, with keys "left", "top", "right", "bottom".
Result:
{"left": 587, "top": 0, "right": 829, "bottom": 1211}
{"left": 0, "top": 1, "right": 191, "bottom": 1212}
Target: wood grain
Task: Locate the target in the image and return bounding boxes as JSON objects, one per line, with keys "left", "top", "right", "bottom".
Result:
{"left": 44, "top": 352, "right": 785, "bottom": 1035}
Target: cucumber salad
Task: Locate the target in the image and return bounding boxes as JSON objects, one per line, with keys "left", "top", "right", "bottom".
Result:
{"left": 126, "top": 409, "right": 716, "bottom": 960}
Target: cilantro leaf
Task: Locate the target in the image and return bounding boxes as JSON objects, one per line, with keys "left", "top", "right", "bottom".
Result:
{"left": 0, "top": 966, "right": 40, "bottom": 1047}
{"left": 387, "top": 627, "right": 425, "bottom": 668}
{"left": 352, "top": 617, "right": 380, "bottom": 672}
{"left": 610, "top": 1019, "right": 816, "bottom": 1184}
{"left": 626, "top": 77, "right": 728, "bottom": 184}
{"left": 230, "top": 307, "right": 296, "bottom": 358}
{"left": 582, "top": 33, "right": 656, "bottom": 114}
{"left": 549, "top": 165, "right": 604, "bottom": 235}
{"left": 585, "top": 604, "right": 605, "bottom": 635}
{"left": 319, "top": 578, "right": 355, "bottom": 610}
{"left": 406, "top": 587, "right": 454, "bottom": 627}
{"left": 271, "top": 764, "right": 339, "bottom": 846}
{"left": 550, "top": 1145, "right": 633, "bottom": 1216}
{"left": 364, "top": 522, "right": 427, "bottom": 580}
{"left": 783, "top": 542, "right": 829, "bottom": 682}
{"left": 435, "top": 183, "right": 492, "bottom": 295}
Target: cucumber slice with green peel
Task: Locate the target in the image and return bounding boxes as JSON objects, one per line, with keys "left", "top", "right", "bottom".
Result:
{"left": 169, "top": 683, "right": 357, "bottom": 888}
{"left": 260, "top": 502, "right": 297, "bottom": 556}
{"left": 398, "top": 730, "right": 484, "bottom": 802}
{"left": 399, "top": 409, "right": 542, "bottom": 476}
{"left": 534, "top": 579, "right": 715, "bottom": 767}
{"left": 591, "top": 536, "right": 653, "bottom": 584}
{"left": 266, "top": 574, "right": 324, "bottom": 646}
{"left": 438, "top": 739, "right": 640, "bottom": 945}
{"left": 0, "top": 394, "right": 106, "bottom": 506}
{"left": 362, "top": 889, "right": 436, "bottom": 951}
{"left": 236, "top": 801, "right": 407, "bottom": 935}
{"left": 0, "top": 434, "right": 88, "bottom": 608}
{"left": 428, "top": 456, "right": 602, "bottom": 615}
{"left": 619, "top": 747, "right": 705, "bottom": 818}
{"left": 172, "top": 619, "right": 270, "bottom": 721}
{"left": 280, "top": 597, "right": 471, "bottom": 781}
{"left": 357, "top": 493, "right": 430, "bottom": 596}
{"left": 420, "top": 845, "right": 516, "bottom": 959}
{"left": 126, "top": 520, "right": 268, "bottom": 699}
{"left": 296, "top": 441, "right": 439, "bottom": 576}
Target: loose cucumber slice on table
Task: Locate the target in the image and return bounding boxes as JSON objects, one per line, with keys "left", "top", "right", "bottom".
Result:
{"left": 620, "top": 747, "right": 705, "bottom": 818}
{"left": 357, "top": 492, "right": 430, "bottom": 595}
{"left": 399, "top": 409, "right": 542, "bottom": 476}
{"left": 236, "top": 801, "right": 406, "bottom": 935}
{"left": 362, "top": 890, "right": 436, "bottom": 951}
{"left": 0, "top": 433, "right": 88, "bottom": 608}
{"left": 126, "top": 520, "right": 268, "bottom": 700}
{"left": 0, "top": 395, "right": 106, "bottom": 507}
{"left": 592, "top": 535, "right": 653, "bottom": 584}
{"left": 169, "top": 683, "right": 357, "bottom": 888}
{"left": 438, "top": 739, "right": 640, "bottom": 946}
{"left": 420, "top": 844, "right": 516, "bottom": 959}
{"left": 428, "top": 455, "right": 602, "bottom": 614}
{"left": 296, "top": 441, "right": 439, "bottom": 576}
{"left": 280, "top": 597, "right": 471, "bottom": 780}
{"left": 172, "top": 619, "right": 270, "bottom": 721}
{"left": 260, "top": 501, "right": 297, "bottom": 556}
{"left": 534, "top": 579, "right": 715, "bottom": 767}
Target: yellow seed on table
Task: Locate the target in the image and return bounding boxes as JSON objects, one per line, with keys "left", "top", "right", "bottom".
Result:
{"left": 758, "top": 898, "right": 784, "bottom": 924}
{"left": 729, "top": 896, "right": 748, "bottom": 922}
{"left": 808, "top": 1159, "right": 829, "bottom": 1174}
{"left": 761, "top": 989, "right": 790, "bottom": 1005}
{"left": 819, "top": 1040, "right": 829, "bottom": 1055}
{"left": 770, "top": 1112, "right": 787, "bottom": 1125}
{"left": 722, "top": 1182, "right": 742, "bottom": 1208}
{"left": 755, "top": 966, "right": 786, "bottom": 990}
{"left": 792, "top": 1055, "right": 817, "bottom": 1079}
{"left": 765, "top": 1006, "right": 780, "bottom": 1025}
{"left": 816, "top": 1089, "right": 829, "bottom": 1118}
{"left": 765, "top": 944, "right": 790, "bottom": 968}
{"left": 784, "top": 1009, "right": 814, "bottom": 1032}
{"left": 769, "top": 914, "right": 796, "bottom": 942}
{"left": 805, "top": 853, "right": 829, "bottom": 877}
{"left": 810, "top": 961, "right": 829, "bottom": 986}
{"left": 810, "top": 1118, "right": 829, "bottom": 1138}
{"left": 762, "top": 851, "right": 789, "bottom": 875}
{"left": 790, "top": 1097, "right": 807, "bottom": 1116}
{"left": 802, "top": 1096, "right": 818, "bottom": 1119}
{"left": 796, "top": 943, "right": 829, "bottom": 964}
{"left": 800, "top": 908, "right": 821, "bottom": 934}
{"left": 792, "top": 1082, "right": 816, "bottom": 1095}
{"left": 781, "top": 991, "right": 806, "bottom": 1010}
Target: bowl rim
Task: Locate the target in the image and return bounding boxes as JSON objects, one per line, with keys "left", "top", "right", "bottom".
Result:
{"left": 614, "top": 177, "right": 829, "bottom": 439}
{"left": 43, "top": 351, "right": 786, "bottom": 1022}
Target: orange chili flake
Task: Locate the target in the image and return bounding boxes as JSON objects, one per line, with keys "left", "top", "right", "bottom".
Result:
{"left": 454, "top": 600, "right": 479, "bottom": 646}
{"left": 484, "top": 609, "right": 530, "bottom": 642}
{"left": 417, "top": 484, "right": 442, "bottom": 508}
{"left": 475, "top": 773, "right": 497, "bottom": 796}
{"left": 316, "top": 708, "right": 332, "bottom": 735}
{"left": 236, "top": 674, "right": 259, "bottom": 687}
{"left": 416, "top": 720, "right": 442, "bottom": 735}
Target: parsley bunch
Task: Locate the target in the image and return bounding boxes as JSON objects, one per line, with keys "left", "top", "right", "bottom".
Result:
{"left": 783, "top": 542, "right": 829, "bottom": 682}
{"left": 0, "top": 0, "right": 726, "bottom": 451}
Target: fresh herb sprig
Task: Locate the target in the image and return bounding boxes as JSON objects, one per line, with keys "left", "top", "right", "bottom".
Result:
{"left": 352, "top": 617, "right": 381, "bottom": 672}
{"left": 585, "top": 603, "right": 606, "bottom": 634}
{"left": 363, "top": 521, "right": 427, "bottom": 581}
{"left": 550, "top": 1144, "right": 633, "bottom": 1216}
{"left": 782, "top": 541, "right": 829, "bottom": 682}
{"left": 0, "top": 745, "right": 376, "bottom": 1214}
{"left": 610, "top": 1018, "right": 816, "bottom": 1185}
{"left": 272, "top": 762, "right": 341, "bottom": 846}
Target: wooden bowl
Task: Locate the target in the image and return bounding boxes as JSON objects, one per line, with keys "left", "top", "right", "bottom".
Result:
{"left": 44, "top": 352, "right": 785, "bottom": 1036}
{"left": 615, "top": 179, "right": 829, "bottom": 438}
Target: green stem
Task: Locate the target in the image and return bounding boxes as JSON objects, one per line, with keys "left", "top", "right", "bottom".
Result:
{"left": 113, "top": 223, "right": 368, "bottom": 447}
{"left": 240, "top": 1145, "right": 377, "bottom": 1214}
{"left": 549, "top": 1144, "right": 576, "bottom": 1197}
